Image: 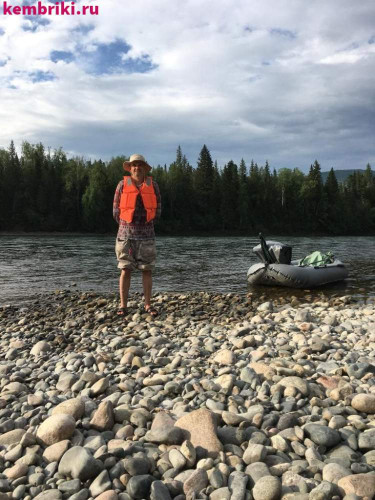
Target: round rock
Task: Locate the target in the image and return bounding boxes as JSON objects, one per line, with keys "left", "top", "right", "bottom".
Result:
{"left": 51, "top": 398, "right": 85, "bottom": 420}
{"left": 37, "top": 414, "right": 76, "bottom": 446}
{"left": 252, "top": 475, "right": 281, "bottom": 500}
{"left": 58, "top": 446, "right": 103, "bottom": 480}
{"left": 351, "top": 394, "right": 375, "bottom": 414}
{"left": 304, "top": 424, "right": 341, "bottom": 448}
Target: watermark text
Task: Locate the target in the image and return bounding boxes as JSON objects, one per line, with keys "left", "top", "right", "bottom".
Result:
{"left": 2, "top": 1, "right": 99, "bottom": 16}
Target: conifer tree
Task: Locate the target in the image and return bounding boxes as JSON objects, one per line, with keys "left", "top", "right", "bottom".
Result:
{"left": 193, "top": 145, "right": 215, "bottom": 230}
{"left": 61, "top": 157, "right": 88, "bottom": 231}
{"left": 238, "top": 159, "right": 249, "bottom": 230}
{"left": 82, "top": 160, "right": 110, "bottom": 232}
{"left": 167, "top": 146, "right": 194, "bottom": 231}
{"left": 322, "top": 168, "right": 342, "bottom": 233}
{"left": 301, "top": 160, "right": 324, "bottom": 231}
{"left": 220, "top": 160, "right": 239, "bottom": 230}
{"left": 0, "top": 141, "right": 22, "bottom": 229}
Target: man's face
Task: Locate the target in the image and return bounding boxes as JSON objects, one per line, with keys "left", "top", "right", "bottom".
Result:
{"left": 130, "top": 162, "right": 146, "bottom": 180}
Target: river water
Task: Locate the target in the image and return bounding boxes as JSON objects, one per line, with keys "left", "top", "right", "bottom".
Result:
{"left": 0, "top": 234, "right": 374, "bottom": 305}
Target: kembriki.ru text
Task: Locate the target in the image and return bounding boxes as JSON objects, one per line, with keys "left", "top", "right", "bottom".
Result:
{"left": 2, "top": 1, "right": 99, "bottom": 16}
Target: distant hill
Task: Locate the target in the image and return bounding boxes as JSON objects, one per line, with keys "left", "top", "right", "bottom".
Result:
{"left": 321, "top": 169, "right": 370, "bottom": 183}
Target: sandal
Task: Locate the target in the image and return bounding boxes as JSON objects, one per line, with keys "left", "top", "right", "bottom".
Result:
{"left": 144, "top": 306, "right": 158, "bottom": 318}
{"left": 117, "top": 307, "right": 128, "bottom": 317}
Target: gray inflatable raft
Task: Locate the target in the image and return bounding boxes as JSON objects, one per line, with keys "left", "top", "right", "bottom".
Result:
{"left": 247, "top": 259, "right": 348, "bottom": 288}
{"left": 247, "top": 237, "right": 348, "bottom": 288}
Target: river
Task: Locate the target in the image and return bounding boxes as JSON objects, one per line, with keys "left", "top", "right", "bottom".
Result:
{"left": 0, "top": 234, "right": 374, "bottom": 305}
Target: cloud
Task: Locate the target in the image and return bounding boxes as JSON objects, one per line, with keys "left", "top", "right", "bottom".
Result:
{"left": 0, "top": 0, "right": 374, "bottom": 171}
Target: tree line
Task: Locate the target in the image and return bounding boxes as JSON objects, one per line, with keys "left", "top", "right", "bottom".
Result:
{"left": 0, "top": 141, "right": 374, "bottom": 235}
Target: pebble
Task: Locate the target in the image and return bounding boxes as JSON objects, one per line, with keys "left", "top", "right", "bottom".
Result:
{"left": 36, "top": 414, "right": 76, "bottom": 445}
{"left": 175, "top": 408, "right": 223, "bottom": 458}
{"left": 338, "top": 472, "right": 375, "bottom": 498}
{"left": 351, "top": 393, "right": 375, "bottom": 414}
{"left": 58, "top": 446, "right": 103, "bottom": 480}
{"left": 0, "top": 291, "right": 374, "bottom": 499}
{"left": 127, "top": 474, "right": 154, "bottom": 498}
{"left": 252, "top": 475, "right": 281, "bottom": 500}
{"left": 183, "top": 468, "right": 208, "bottom": 498}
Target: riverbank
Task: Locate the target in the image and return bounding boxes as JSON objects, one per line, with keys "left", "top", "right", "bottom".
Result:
{"left": 0, "top": 291, "right": 375, "bottom": 499}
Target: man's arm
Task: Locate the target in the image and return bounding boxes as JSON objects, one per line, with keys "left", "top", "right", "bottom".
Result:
{"left": 153, "top": 180, "right": 162, "bottom": 219}
{"left": 113, "top": 180, "right": 123, "bottom": 223}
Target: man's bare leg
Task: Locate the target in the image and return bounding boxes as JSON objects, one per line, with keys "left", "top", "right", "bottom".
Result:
{"left": 119, "top": 269, "right": 132, "bottom": 309}
{"left": 142, "top": 270, "right": 152, "bottom": 308}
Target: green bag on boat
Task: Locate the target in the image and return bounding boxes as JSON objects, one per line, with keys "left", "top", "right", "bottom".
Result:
{"left": 299, "top": 251, "right": 334, "bottom": 267}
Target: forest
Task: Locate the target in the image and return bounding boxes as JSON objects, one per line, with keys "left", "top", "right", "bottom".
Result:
{"left": 0, "top": 141, "right": 374, "bottom": 235}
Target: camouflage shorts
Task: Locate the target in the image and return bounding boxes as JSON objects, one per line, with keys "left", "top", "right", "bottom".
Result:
{"left": 115, "top": 238, "right": 156, "bottom": 271}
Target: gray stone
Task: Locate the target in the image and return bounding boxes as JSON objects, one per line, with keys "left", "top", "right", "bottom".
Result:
{"left": 2, "top": 382, "right": 27, "bottom": 394}
{"left": 209, "top": 487, "right": 231, "bottom": 500}
{"left": 51, "top": 398, "right": 85, "bottom": 420}
{"left": 89, "top": 469, "right": 112, "bottom": 497}
{"left": 363, "top": 450, "right": 375, "bottom": 465}
{"left": 258, "top": 301, "right": 273, "bottom": 312}
{"left": 144, "top": 427, "right": 183, "bottom": 445}
{"left": 358, "top": 429, "right": 375, "bottom": 449}
{"left": 169, "top": 449, "right": 186, "bottom": 470}
{"left": 175, "top": 408, "right": 223, "bottom": 458}
{"left": 183, "top": 468, "right": 208, "bottom": 497}
{"left": 56, "top": 371, "right": 78, "bottom": 392}
{"left": 228, "top": 471, "right": 248, "bottom": 500}
{"left": 243, "top": 443, "right": 267, "bottom": 465}
{"left": 84, "top": 434, "right": 106, "bottom": 453}
{"left": 33, "top": 491, "right": 63, "bottom": 500}
{"left": 253, "top": 475, "right": 281, "bottom": 500}
{"left": 0, "top": 429, "right": 26, "bottom": 446}
{"left": 277, "top": 376, "right": 310, "bottom": 396}
{"left": 123, "top": 456, "right": 150, "bottom": 476}
{"left": 346, "top": 362, "right": 375, "bottom": 379}
{"left": 240, "top": 367, "right": 257, "bottom": 384}
{"left": 29, "top": 473, "right": 45, "bottom": 486}
{"left": 0, "top": 479, "right": 10, "bottom": 493}
{"left": 58, "top": 479, "right": 81, "bottom": 494}
{"left": 12, "top": 485, "right": 26, "bottom": 500}
{"left": 68, "top": 490, "right": 89, "bottom": 500}
{"left": 322, "top": 462, "right": 351, "bottom": 484}
{"left": 309, "top": 481, "right": 335, "bottom": 500}
{"left": 30, "top": 340, "right": 51, "bottom": 356}
{"left": 352, "top": 393, "right": 375, "bottom": 414}
{"left": 127, "top": 474, "right": 155, "bottom": 499}
{"left": 150, "top": 480, "right": 172, "bottom": 500}
{"left": 304, "top": 424, "right": 341, "bottom": 447}
{"left": 58, "top": 446, "right": 103, "bottom": 481}
{"left": 36, "top": 414, "right": 76, "bottom": 446}
{"left": 245, "top": 462, "right": 271, "bottom": 483}
{"left": 277, "top": 413, "right": 300, "bottom": 431}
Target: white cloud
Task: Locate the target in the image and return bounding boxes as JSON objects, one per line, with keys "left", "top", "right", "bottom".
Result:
{"left": 0, "top": 0, "right": 374, "bottom": 171}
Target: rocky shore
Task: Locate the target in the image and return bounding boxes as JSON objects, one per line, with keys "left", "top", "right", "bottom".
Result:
{"left": 0, "top": 290, "right": 375, "bottom": 500}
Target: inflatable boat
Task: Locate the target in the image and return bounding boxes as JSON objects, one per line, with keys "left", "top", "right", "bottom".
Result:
{"left": 247, "top": 235, "right": 348, "bottom": 288}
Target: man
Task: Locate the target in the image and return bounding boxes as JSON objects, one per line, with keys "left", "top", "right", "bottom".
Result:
{"left": 113, "top": 154, "right": 161, "bottom": 317}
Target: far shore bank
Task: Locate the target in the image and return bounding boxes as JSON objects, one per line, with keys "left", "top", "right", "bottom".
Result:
{"left": 1, "top": 230, "right": 375, "bottom": 238}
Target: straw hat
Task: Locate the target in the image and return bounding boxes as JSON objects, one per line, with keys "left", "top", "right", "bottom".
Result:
{"left": 123, "top": 154, "right": 151, "bottom": 172}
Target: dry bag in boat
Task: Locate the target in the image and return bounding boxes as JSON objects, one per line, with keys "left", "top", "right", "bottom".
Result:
{"left": 299, "top": 251, "right": 334, "bottom": 267}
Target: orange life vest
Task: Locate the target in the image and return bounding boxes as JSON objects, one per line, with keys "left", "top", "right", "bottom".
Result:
{"left": 119, "top": 176, "right": 157, "bottom": 223}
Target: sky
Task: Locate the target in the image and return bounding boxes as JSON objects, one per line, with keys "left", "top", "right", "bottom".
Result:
{"left": 0, "top": 0, "right": 374, "bottom": 172}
